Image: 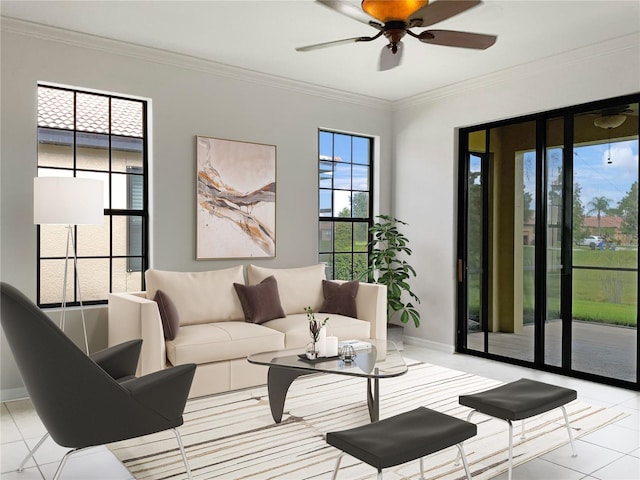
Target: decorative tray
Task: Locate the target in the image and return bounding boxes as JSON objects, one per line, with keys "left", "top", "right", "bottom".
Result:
{"left": 297, "top": 354, "right": 340, "bottom": 364}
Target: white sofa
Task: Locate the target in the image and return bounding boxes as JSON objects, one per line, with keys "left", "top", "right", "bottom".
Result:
{"left": 108, "top": 264, "right": 387, "bottom": 398}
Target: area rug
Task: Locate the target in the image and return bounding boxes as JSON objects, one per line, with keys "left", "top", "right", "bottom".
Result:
{"left": 109, "top": 361, "right": 627, "bottom": 480}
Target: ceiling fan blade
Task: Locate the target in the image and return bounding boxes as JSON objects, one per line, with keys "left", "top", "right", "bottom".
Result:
{"left": 379, "top": 41, "right": 404, "bottom": 71}
{"left": 418, "top": 30, "right": 497, "bottom": 49}
{"left": 408, "top": 0, "right": 482, "bottom": 28}
{"left": 316, "top": 0, "right": 383, "bottom": 28}
{"left": 296, "top": 36, "right": 375, "bottom": 52}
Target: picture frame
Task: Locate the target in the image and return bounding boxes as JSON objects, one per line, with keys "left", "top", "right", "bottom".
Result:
{"left": 196, "top": 136, "right": 276, "bottom": 259}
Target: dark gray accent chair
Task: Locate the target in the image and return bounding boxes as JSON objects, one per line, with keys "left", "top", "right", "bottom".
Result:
{"left": 0, "top": 282, "right": 197, "bottom": 480}
{"left": 326, "top": 406, "right": 477, "bottom": 479}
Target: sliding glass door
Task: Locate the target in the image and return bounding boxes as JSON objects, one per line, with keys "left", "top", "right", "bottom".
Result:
{"left": 457, "top": 94, "right": 639, "bottom": 389}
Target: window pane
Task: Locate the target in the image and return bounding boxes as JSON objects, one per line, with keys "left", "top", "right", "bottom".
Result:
{"left": 319, "top": 221, "right": 333, "bottom": 253}
{"left": 320, "top": 189, "right": 332, "bottom": 217}
{"left": 334, "top": 253, "right": 353, "bottom": 280}
{"left": 76, "top": 132, "right": 109, "bottom": 171}
{"left": 334, "top": 191, "right": 351, "bottom": 217}
{"left": 77, "top": 259, "right": 109, "bottom": 301}
{"left": 319, "top": 254, "right": 333, "bottom": 279}
{"left": 76, "top": 222, "right": 109, "bottom": 256}
{"left": 38, "top": 128, "right": 73, "bottom": 169}
{"left": 353, "top": 136, "right": 370, "bottom": 165}
{"left": 351, "top": 192, "right": 369, "bottom": 218}
{"left": 334, "top": 134, "right": 352, "bottom": 163}
{"left": 38, "top": 87, "right": 74, "bottom": 130}
{"left": 76, "top": 93, "right": 109, "bottom": 134}
{"left": 353, "top": 164, "right": 369, "bottom": 191}
{"left": 112, "top": 258, "right": 144, "bottom": 293}
{"left": 354, "top": 222, "right": 368, "bottom": 251}
{"left": 319, "top": 161, "right": 332, "bottom": 188}
{"left": 334, "top": 163, "right": 351, "bottom": 189}
{"left": 334, "top": 222, "right": 352, "bottom": 252}
{"left": 353, "top": 253, "right": 368, "bottom": 280}
{"left": 39, "top": 259, "right": 71, "bottom": 305}
{"left": 39, "top": 224, "right": 68, "bottom": 257}
{"left": 112, "top": 98, "right": 143, "bottom": 137}
{"left": 319, "top": 131, "right": 333, "bottom": 159}
{"left": 112, "top": 136, "right": 144, "bottom": 172}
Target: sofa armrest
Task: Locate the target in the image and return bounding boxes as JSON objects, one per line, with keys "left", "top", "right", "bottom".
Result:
{"left": 354, "top": 282, "right": 387, "bottom": 342}
{"left": 108, "top": 292, "right": 167, "bottom": 376}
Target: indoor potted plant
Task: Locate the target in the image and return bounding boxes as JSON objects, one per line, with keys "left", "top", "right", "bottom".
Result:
{"left": 363, "top": 215, "right": 420, "bottom": 345}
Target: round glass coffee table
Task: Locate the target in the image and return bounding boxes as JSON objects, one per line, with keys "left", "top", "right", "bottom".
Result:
{"left": 248, "top": 340, "right": 407, "bottom": 423}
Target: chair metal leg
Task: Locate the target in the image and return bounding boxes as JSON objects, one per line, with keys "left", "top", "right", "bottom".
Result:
{"left": 172, "top": 428, "right": 192, "bottom": 480}
{"left": 377, "top": 470, "right": 383, "bottom": 480}
{"left": 52, "top": 446, "right": 95, "bottom": 480}
{"left": 17, "top": 432, "right": 49, "bottom": 472}
{"left": 520, "top": 419, "right": 526, "bottom": 440}
{"left": 456, "top": 443, "right": 473, "bottom": 480}
{"left": 560, "top": 406, "right": 578, "bottom": 457}
{"left": 507, "top": 420, "right": 514, "bottom": 480}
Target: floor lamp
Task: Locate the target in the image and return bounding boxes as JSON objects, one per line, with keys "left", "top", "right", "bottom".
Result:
{"left": 33, "top": 176, "right": 104, "bottom": 354}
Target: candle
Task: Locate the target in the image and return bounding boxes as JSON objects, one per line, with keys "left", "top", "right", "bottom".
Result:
{"left": 326, "top": 336, "right": 339, "bottom": 357}
{"left": 317, "top": 327, "right": 327, "bottom": 357}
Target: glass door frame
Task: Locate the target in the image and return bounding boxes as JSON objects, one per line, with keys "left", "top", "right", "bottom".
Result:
{"left": 456, "top": 93, "right": 640, "bottom": 391}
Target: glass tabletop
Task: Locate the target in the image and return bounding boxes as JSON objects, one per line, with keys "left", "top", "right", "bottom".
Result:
{"left": 247, "top": 339, "right": 408, "bottom": 379}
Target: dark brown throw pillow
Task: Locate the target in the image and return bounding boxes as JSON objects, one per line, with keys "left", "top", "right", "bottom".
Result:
{"left": 234, "top": 276, "right": 286, "bottom": 324}
{"left": 154, "top": 289, "right": 180, "bottom": 340}
{"left": 319, "top": 280, "right": 359, "bottom": 318}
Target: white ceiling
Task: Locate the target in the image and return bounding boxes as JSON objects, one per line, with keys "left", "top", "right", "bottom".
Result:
{"left": 2, "top": 0, "right": 639, "bottom": 102}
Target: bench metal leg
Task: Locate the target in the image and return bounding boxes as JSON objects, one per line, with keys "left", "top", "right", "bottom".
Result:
{"left": 561, "top": 406, "right": 577, "bottom": 457}
{"left": 331, "top": 452, "right": 345, "bottom": 480}
{"left": 507, "top": 420, "right": 514, "bottom": 480}
{"left": 455, "top": 410, "right": 476, "bottom": 466}
{"left": 457, "top": 443, "right": 473, "bottom": 480}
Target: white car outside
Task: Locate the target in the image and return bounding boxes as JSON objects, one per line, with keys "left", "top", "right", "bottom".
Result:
{"left": 577, "top": 235, "right": 602, "bottom": 247}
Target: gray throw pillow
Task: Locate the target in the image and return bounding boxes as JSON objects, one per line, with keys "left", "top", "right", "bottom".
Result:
{"left": 319, "top": 280, "right": 359, "bottom": 318}
{"left": 234, "top": 276, "right": 286, "bottom": 324}
{"left": 154, "top": 289, "right": 180, "bottom": 340}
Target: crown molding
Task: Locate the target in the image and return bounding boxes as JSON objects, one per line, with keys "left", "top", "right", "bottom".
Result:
{"left": 394, "top": 32, "right": 640, "bottom": 111}
{"left": 0, "top": 16, "right": 393, "bottom": 112}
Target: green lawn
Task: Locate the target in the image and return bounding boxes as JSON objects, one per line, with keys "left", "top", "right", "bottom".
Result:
{"left": 469, "top": 247, "right": 638, "bottom": 327}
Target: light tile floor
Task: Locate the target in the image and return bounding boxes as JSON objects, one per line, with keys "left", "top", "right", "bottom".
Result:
{"left": 1, "top": 347, "right": 638, "bottom": 479}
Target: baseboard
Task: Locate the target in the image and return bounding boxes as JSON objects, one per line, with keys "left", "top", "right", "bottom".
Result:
{"left": 1, "top": 387, "right": 28, "bottom": 402}
{"left": 403, "top": 335, "right": 455, "bottom": 354}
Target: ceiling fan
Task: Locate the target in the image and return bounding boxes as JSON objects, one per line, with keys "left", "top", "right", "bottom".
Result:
{"left": 296, "top": 0, "right": 497, "bottom": 71}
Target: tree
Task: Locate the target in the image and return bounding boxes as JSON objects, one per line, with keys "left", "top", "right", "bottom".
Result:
{"left": 572, "top": 183, "right": 586, "bottom": 243}
{"left": 617, "top": 181, "right": 638, "bottom": 239}
{"left": 587, "top": 196, "right": 612, "bottom": 237}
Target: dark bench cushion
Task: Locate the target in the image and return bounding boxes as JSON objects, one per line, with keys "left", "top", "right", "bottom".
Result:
{"left": 459, "top": 378, "right": 577, "bottom": 421}
{"left": 326, "top": 407, "right": 477, "bottom": 470}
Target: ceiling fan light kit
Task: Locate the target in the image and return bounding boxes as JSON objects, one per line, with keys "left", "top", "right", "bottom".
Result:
{"left": 299, "top": 0, "right": 497, "bottom": 71}
{"left": 593, "top": 114, "right": 627, "bottom": 130}
{"left": 361, "top": 0, "right": 428, "bottom": 23}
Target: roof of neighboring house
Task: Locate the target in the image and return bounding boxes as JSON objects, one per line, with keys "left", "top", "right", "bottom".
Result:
{"left": 583, "top": 216, "right": 623, "bottom": 228}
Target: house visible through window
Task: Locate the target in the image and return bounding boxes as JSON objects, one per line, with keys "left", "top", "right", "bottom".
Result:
{"left": 318, "top": 130, "right": 373, "bottom": 280}
{"left": 36, "top": 85, "right": 148, "bottom": 307}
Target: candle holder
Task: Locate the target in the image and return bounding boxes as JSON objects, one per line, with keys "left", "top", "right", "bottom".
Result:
{"left": 339, "top": 344, "right": 357, "bottom": 363}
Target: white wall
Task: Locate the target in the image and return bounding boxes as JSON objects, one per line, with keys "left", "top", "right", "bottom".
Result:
{"left": 0, "top": 20, "right": 393, "bottom": 398}
{"left": 394, "top": 33, "right": 640, "bottom": 350}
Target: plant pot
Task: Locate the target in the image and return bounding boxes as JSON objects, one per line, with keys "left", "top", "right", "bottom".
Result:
{"left": 387, "top": 323, "right": 404, "bottom": 350}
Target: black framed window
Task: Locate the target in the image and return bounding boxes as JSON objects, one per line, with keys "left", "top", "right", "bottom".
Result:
{"left": 36, "top": 84, "right": 148, "bottom": 307}
{"left": 318, "top": 130, "right": 373, "bottom": 280}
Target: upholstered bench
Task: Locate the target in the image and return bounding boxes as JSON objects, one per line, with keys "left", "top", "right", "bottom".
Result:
{"left": 326, "top": 407, "right": 477, "bottom": 480}
{"left": 458, "top": 378, "right": 578, "bottom": 480}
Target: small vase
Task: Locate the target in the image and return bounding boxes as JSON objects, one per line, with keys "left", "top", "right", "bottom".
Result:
{"left": 306, "top": 342, "right": 318, "bottom": 360}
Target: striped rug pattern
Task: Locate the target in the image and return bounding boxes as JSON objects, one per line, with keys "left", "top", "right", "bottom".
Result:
{"left": 109, "top": 362, "right": 626, "bottom": 480}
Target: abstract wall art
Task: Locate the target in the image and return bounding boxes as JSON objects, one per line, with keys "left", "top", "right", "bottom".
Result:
{"left": 196, "top": 136, "right": 276, "bottom": 259}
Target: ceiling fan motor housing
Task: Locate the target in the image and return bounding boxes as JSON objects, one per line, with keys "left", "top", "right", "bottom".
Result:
{"left": 383, "top": 20, "right": 407, "bottom": 53}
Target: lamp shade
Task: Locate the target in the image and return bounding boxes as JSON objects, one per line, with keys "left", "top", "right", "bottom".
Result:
{"left": 34, "top": 177, "right": 104, "bottom": 225}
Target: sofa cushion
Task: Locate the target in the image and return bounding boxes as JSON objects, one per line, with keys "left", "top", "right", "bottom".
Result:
{"left": 320, "top": 280, "right": 359, "bottom": 318}
{"left": 166, "top": 322, "right": 284, "bottom": 365}
{"left": 154, "top": 289, "right": 180, "bottom": 340}
{"left": 233, "top": 276, "right": 286, "bottom": 324}
{"left": 264, "top": 313, "right": 371, "bottom": 349}
{"left": 145, "top": 266, "right": 245, "bottom": 326}
{"left": 247, "top": 264, "right": 326, "bottom": 315}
